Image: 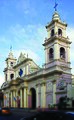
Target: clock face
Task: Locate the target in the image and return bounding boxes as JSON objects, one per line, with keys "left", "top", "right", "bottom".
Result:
{"left": 19, "top": 69, "right": 23, "bottom": 77}
{"left": 58, "top": 81, "right": 64, "bottom": 90}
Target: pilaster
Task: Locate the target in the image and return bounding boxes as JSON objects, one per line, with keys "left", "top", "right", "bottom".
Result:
{"left": 41, "top": 82, "right": 46, "bottom": 108}
{"left": 67, "top": 46, "right": 70, "bottom": 63}
{"left": 20, "top": 89, "right": 22, "bottom": 107}
{"left": 36, "top": 85, "right": 39, "bottom": 108}
{"left": 54, "top": 43, "right": 59, "bottom": 59}
{"left": 11, "top": 91, "right": 13, "bottom": 107}
{"left": 13, "top": 91, "right": 16, "bottom": 107}
{"left": 53, "top": 82, "right": 56, "bottom": 104}
{"left": 24, "top": 88, "right": 27, "bottom": 108}
{"left": 16, "top": 91, "right": 18, "bottom": 107}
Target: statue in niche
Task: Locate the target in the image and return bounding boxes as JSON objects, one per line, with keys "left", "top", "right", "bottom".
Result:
{"left": 47, "top": 82, "right": 52, "bottom": 91}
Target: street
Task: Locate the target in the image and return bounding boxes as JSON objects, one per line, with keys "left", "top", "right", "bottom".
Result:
{"left": 0, "top": 108, "right": 37, "bottom": 120}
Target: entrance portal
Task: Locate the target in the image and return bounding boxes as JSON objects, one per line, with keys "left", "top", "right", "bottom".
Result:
{"left": 30, "top": 88, "right": 36, "bottom": 109}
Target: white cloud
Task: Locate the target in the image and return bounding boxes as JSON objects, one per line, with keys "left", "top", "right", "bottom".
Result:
{"left": 6, "top": 24, "right": 46, "bottom": 63}
{"left": 67, "top": 27, "right": 74, "bottom": 74}
{"left": 13, "top": 49, "right": 41, "bottom": 66}
{"left": 16, "top": 0, "right": 36, "bottom": 16}
{"left": 1, "top": 24, "right": 74, "bottom": 87}
{"left": 0, "top": 23, "right": 47, "bottom": 87}
{"left": 0, "top": 74, "right": 4, "bottom": 88}
{"left": 16, "top": 0, "right": 30, "bottom": 11}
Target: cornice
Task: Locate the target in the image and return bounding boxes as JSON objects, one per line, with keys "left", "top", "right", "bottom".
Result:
{"left": 5, "top": 57, "right": 17, "bottom": 61}
{"left": 55, "top": 90, "right": 67, "bottom": 94}
{"left": 3, "top": 67, "right": 14, "bottom": 72}
{"left": 46, "top": 20, "right": 67, "bottom": 29}
{"left": 43, "top": 36, "right": 71, "bottom": 46}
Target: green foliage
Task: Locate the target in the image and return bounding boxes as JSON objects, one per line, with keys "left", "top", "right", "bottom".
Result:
{"left": 57, "top": 96, "right": 70, "bottom": 110}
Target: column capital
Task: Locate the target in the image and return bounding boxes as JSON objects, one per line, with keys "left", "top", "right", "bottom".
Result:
{"left": 24, "top": 86, "right": 28, "bottom": 90}
{"left": 52, "top": 79, "right": 56, "bottom": 83}
{"left": 40, "top": 81, "right": 46, "bottom": 86}
{"left": 36, "top": 83, "right": 40, "bottom": 87}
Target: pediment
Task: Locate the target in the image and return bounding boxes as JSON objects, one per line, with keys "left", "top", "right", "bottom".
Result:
{"left": 17, "top": 52, "right": 26, "bottom": 64}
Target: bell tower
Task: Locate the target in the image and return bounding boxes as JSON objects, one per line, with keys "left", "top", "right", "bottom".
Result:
{"left": 4, "top": 48, "right": 17, "bottom": 82}
{"left": 43, "top": 2, "right": 72, "bottom": 104}
{"left": 43, "top": 10, "right": 71, "bottom": 74}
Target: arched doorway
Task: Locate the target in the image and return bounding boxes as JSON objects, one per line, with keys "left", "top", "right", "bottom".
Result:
{"left": 30, "top": 88, "right": 36, "bottom": 109}
{"left": 0, "top": 92, "right": 3, "bottom": 107}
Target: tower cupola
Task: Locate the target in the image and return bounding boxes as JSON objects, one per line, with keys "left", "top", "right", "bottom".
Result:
{"left": 8, "top": 51, "right": 14, "bottom": 59}
{"left": 52, "top": 11, "right": 60, "bottom": 21}
{"left": 4, "top": 47, "right": 17, "bottom": 82}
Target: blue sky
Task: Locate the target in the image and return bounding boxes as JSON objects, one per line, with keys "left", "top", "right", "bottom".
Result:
{"left": 0, "top": 0, "right": 74, "bottom": 86}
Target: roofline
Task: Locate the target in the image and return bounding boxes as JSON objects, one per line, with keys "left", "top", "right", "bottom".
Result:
{"left": 43, "top": 36, "right": 71, "bottom": 46}
{"left": 13, "top": 58, "right": 32, "bottom": 68}
{"left": 5, "top": 57, "right": 17, "bottom": 61}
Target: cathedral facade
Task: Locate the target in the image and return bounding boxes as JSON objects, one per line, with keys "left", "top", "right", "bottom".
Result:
{"left": 1, "top": 10, "right": 72, "bottom": 109}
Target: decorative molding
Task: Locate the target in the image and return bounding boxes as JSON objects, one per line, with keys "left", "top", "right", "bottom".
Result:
{"left": 55, "top": 90, "right": 67, "bottom": 94}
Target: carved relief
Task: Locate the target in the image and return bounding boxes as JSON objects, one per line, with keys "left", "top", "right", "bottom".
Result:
{"left": 57, "top": 80, "right": 66, "bottom": 90}
{"left": 47, "top": 82, "right": 52, "bottom": 91}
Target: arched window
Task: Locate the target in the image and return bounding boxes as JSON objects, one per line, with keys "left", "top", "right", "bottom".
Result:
{"left": 49, "top": 48, "right": 54, "bottom": 59}
{"left": 58, "top": 29, "right": 62, "bottom": 36}
{"left": 10, "top": 74, "right": 14, "bottom": 80}
{"left": 11, "top": 62, "right": 13, "bottom": 67}
{"left": 60, "top": 47, "right": 65, "bottom": 59}
{"left": 51, "top": 29, "right": 54, "bottom": 37}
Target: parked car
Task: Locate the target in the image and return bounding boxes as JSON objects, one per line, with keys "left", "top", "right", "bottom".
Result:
{"left": 20, "top": 110, "right": 74, "bottom": 120}
{"left": 1, "top": 107, "right": 11, "bottom": 115}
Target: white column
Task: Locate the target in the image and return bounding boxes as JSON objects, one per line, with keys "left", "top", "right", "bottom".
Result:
{"left": 36, "top": 86, "right": 39, "bottom": 108}
{"left": 26, "top": 65, "right": 29, "bottom": 75}
{"left": 7, "top": 93, "right": 9, "bottom": 107}
{"left": 13, "top": 91, "right": 16, "bottom": 107}
{"left": 67, "top": 47, "right": 70, "bottom": 63}
{"left": 7, "top": 72, "right": 11, "bottom": 81}
{"left": 54, "top": 43, "right": 59, "bottom": 59}
{"left": 20, "top": 89, "right": 22, "bottom": 108}
{"left": 16, "top": 91, "right": 18, "bottom": 107}
{"left": 41, "top": 83, "right": 46, "bottom": 108}
{"left": 26, "top": 88, "right": 28, "bottom": 108}
{"left": 24, "top": 88, "right": 27, "bottom": 108}
{"left": 47, "top": 30, "right": 50, "bottom": 38}
{"left": 11, "top": 91, "right": 13, "bottom": 107}
{"left": 53, "top": 82, "right": 56, "bottom": 104}
{"left": 55, "top": 25, "right": 58, "bottom": 35}
{"left": 45, "top": 48, "right": 48, "bottom": 64}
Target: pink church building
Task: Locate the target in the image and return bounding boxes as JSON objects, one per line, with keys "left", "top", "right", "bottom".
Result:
{"left": 1, "top": 7, "right": 72, "bottom": 109}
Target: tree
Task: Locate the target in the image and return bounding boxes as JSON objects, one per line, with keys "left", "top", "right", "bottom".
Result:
{"left": 57, "top": 96, "right": 70, "bottom": 110}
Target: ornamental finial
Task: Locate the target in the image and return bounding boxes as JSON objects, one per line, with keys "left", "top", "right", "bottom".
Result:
{"left": 54, "top": 0, "right": 58, "bottom": 11}
{"left": 10, "top": 45, "right": 12, "bottom": 52}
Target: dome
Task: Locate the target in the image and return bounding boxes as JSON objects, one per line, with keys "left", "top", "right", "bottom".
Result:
{"left": 8, "top": 51, "right": 14, "bottom": 59}
{"left": 52, "top": 11, "right": 61, "bottom": 21}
